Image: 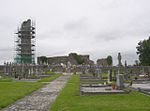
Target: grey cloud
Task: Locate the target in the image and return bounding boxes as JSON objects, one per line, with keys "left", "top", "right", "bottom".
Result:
{"left": 95, "top": 32, "right": 121, "bottom": 42}
{"left": 0, "top": 47, "right": 12, "bottom": 52}
{"left": 64, "top": 18, "right": 88, "bottom": 31}
{"left": 0, "top": 0, "right": 150, "bottom": 65}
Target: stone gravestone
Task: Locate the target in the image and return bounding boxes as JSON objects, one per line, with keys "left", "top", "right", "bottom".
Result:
{"left": 124, "top": 60, "right": 127, "bottom": 67}
{"left": 95, "top": 67, "right": 102, "bottom": 79}
{"left": 109, "top": 69, "right": 112, "bottom": 81}
{"left": 66, "top": 61, "right": 71, "bottom": 73}
{"left": 3, "top": 62, "right": 6, "bottom": 75}
{"left": 108, "top": 70, "right": 112, "bottom": 82}
{"left": 113, "top": 70, "right": 117, "bottom": 81}
{"left": 117, "top": 74, "right": 124, "bottom": 89}
{"left": 124, "top": 74, "right": 128, "bottom": 81}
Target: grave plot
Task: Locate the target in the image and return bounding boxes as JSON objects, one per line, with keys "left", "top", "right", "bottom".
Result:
{"left": 131, "top": 77, "right": 150, "bottom": 96}
{"left": 80, "top": 75, "right": 105, "bottom": 87}
{"left": 80, "top": 73, "right": 131, "bottom": 95}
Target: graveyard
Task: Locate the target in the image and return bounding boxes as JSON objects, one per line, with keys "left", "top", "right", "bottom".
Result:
{"left": 1, "top": 68, "right": 150, "bottom": 111}
{"left": 1, "top": 38, "right": 150, "bottom": 110}
{"left": 50, "top": 75, "right": 150, "bottom": 111}
{"left": 0, "top": 8, "right": 150, "bottom": 110}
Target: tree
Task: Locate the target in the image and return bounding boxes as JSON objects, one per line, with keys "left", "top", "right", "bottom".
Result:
{"left": 134, "top": 60, "right": 139, "bottom": 66}
{"left": 107, "top": 55, "right": 113, "bottom": 66}
{"left": 136, "top": 37, "right": 150, "bottom": 66}
{"left": 39, "top": 56, "right": 48, "bottom": 64}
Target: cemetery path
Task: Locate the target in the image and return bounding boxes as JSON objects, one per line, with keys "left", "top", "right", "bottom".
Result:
{"left": 2, "top": 75, "right": 71, "bottom": 111}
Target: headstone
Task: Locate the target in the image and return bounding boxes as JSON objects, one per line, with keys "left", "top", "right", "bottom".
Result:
{"left": 95, "top": 67, "right": 102, "bottom": 79}
{"left": 3, "top": 62, "right": 6, "bottom": 75}
{"left": 108, "top": 69, "right": 112, "bottom": 82}
{"left": 117, "top": 74, "right": 124, "bottom": 89}
{"left": 85, "top": 68, "right": 89, "bottom": 74}
{"left": 124, "top": 60, "right": 127, "bottom": 67}
{"left": 124, "top": 74, "right": 128, "bottom": 80}
{"left": 113, "top": 70, "right": 117, "bottom": 81}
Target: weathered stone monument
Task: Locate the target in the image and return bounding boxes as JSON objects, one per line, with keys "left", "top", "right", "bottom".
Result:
{"left": 108, "top": 69, "right": 112, "bottom": 82}
{"left": 124, "top": 60, "right": 127, "bottom": 67}
{"left": 113, "top": 70, "right": 117, "bottom": 81}
{"left": 95, "top": 66, "right": 102, "bottom": 79}
{"left": 117, "top": 74, "right": 124, "bottom": 89}
{"left": 118, "top": 52, "right": 122, "bottom": 67}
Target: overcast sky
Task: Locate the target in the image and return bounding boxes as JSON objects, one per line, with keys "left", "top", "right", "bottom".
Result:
{"left": 0, "top": 0, "right": 150, "bottom": 65}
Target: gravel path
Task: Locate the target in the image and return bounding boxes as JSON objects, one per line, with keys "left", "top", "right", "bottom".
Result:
{"left": 2, "top": 75, "right": 71, "bottom": 111}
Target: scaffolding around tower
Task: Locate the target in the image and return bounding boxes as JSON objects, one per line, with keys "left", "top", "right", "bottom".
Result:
{"left": 14, "top": 19, "right": 35, "bottom": 64}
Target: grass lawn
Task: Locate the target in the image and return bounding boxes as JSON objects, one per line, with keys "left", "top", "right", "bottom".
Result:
{"left": 0, "top": 76, "right": 12, "bottom": 82}
{"left": 50, "top": 75, "right": 150, "bottom": 111}
{"left": 0, "top": 82, "right": 43, "bottom": 110}
{"left": 0, "top": 73, "right": 62, "bottom": 110}
{"left": 38, "top": 74, "right": 62, "bottom": 82}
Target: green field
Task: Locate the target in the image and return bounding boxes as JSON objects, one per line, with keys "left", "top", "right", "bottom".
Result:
{"left": 50, "top": 75, "right": 150, "bottom": 111}
{"left": 0, "top": 82, "right": 43, "bottom": 110}
{"left": 0, "top": 76, "right": 12, "bottom": 82}
{"left": 0, "top": 73, "right": 62, "bottom": 110}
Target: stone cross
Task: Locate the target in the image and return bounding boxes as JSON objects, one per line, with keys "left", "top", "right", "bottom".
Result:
{"left": 118, "top": 52, "right": 122, "bottom": 67}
